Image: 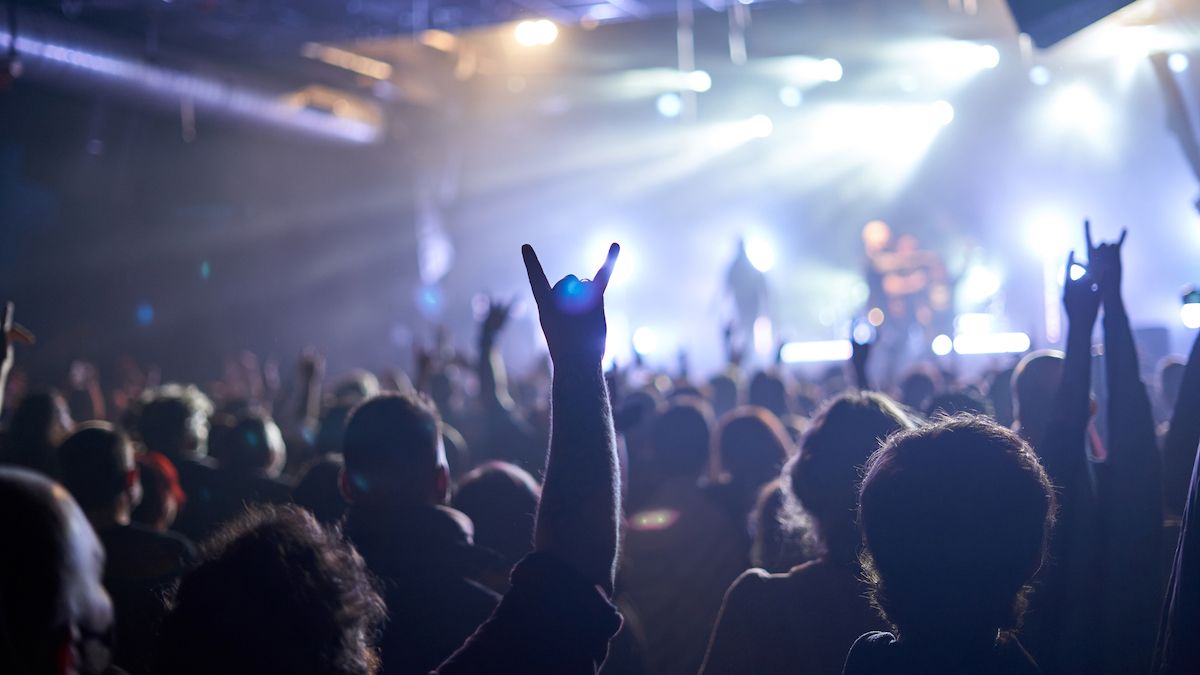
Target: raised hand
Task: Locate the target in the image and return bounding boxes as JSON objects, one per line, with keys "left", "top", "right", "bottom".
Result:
{"left": 480, "top": 298, "right": 513, "bottom": 343}
{"left": 1085, "top": 219, "right": 1128, "bottom": 302}
{"left": 1063, "top": 249, "right": 1101, "bottom": 328}
{"left": 522, "top": 243, "right": 619, "bottom": 365}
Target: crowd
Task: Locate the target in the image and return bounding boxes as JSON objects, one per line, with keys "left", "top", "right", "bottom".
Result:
{"left": 0, "top": 226, "right": 1198, "bottom": 675}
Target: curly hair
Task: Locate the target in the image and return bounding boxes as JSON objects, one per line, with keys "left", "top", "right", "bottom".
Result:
{"left": 155, "top": 505, "right": 385, "bottom": 675}
{"left": 857, "top": 414, "right": 1056, "bottom": 639}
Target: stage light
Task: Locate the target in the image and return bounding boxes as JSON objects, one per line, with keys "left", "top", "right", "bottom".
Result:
{"left": 1183, "top": 304, "right": 1200, "bottom": 329}
{"left": 852, "top": 321, "right": 874, "bottom": 346}
{"left": 515, "top": 19, "right": 558, "bottom": 47}
{"left": 656, "top": 92, "right": 682, "bottom": 118}
{"left": 818, "top": 58, "right": 843, "bottom": 82}
{"left": 135, "top": 303, "right": 155, "bottom": 326}
{"left": 952, "top": 332, "right": 1031, "bottom": 355}
{"left": 199, "top": 261, "right": 211, "bottom": 280}
{"left": 955, "top": 313, "right": 997, "bottom": 336}
{"left": 931, "top": 100, "right": 955, "bottom": 127}
{"left": 686, "top": 70, "right": 712, "bottom": 93}
{"left": 747, "top": 114, "right": 774, "bottom": 138}
{"left": 977, "top": 45, "right": 1001, "bottom": 69}
{"left": 779, "top": 86, "right": 803, "bottom": 108}
{"left": 1169, "top": 53, "right": 1190, "bottom": 74}
{"left": 867, "top": 307, "right": 885, "bottom": 326}
{"left": 1183, "top": 288, "right": 1200, "bottom": 329}
{"left": 1029, "top": 65, "right": 1051, "bottom": 86}
{"left": 632, "top": 327, "right": 659, "bottom": 355}
{"left": 1026, "top": 212, "right": 1075, "bottom": 260}
{"left": 931, "top": 334, "right": 953, "bottom": 356}
{"left": 779, "top": 340, "right": 852, "bottom": 364}
{"left": 958, "top": 265, "right": 1002, "bottom": 306}
{"left": 745, "top": 235, "right": 776, "bottom": 272}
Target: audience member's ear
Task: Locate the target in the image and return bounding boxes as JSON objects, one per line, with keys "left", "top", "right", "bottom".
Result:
{"left": 339, "top": 468, "right": 356, "bottom": 503}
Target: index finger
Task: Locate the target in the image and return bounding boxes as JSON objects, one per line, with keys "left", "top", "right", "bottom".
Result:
{"left": 1117, "top": 228, "right": 1128, "bottom": 247}
{"left": 521, "top": 244, "right": 552, "bottom": 304}
{"left": 593, "top": 243, "right": 621, "bottom": 294}
{"left": 1084, "top": 219, "right": 1094, "bottom": 253}
{"left": 2, "top": 302, "right": 11, "bottom": 335}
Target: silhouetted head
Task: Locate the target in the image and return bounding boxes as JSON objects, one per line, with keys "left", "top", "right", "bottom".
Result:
{"left": 340, "top": 393, "right": 447, "bottom": 508}
{"left": 292, "top": 455, "right": 349, "bottom": 526}
{"left": 897, "top": 368, "right": 940, "bottom": 412}
{"left": 452, "top": 462, "right": 541, "bottom": 566}
{"left": 714, "top": 406, "right": 790, "bottom": 490}
{"left": 155, "top": 505, "right": 384, "bottom": 675}
{"left": 0, "top": 468, "right": 114, "bottom": 675}
{"left": 858, "top": 415, "right": 1055, "bottom": 642}
{"left": 332, "top": 370, "right": 380, "bottom": 407}
{"left": 131, "top": 452, "right": 186, "bottom": 531}
{"left": 58, "top": 423, "right": 139, "bottom": 528}
{"left": 1012, "top": 350, "right": 1065, "bottom": 442}
{"left": 651, "top": 399, "right": 714, "bottom": 480}
{"left": 1158, "top": 356, "right": 1186, "bottom": 414}
{"left": 315, "top": 404, "right": 354, "bottom": 457}
{"left": 748, "top": 371, "right": 790, "bottom": 420}
{"left": 707, "top": 373, "right": 740, "bottom": 419}
{"left": 133, "top": 385, "right": 213, "bottom": 460}
{"left": 5, "top": 389, "right": 72, "bottom": 476}
{"left": 785, "top": 392, "right": 913, "bottom": 564}
{"left": 221, "top": 413, "right": 287, "bottom": 478}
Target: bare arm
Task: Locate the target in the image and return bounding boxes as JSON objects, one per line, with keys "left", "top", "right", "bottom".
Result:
{"left": 0, "top": 303, "right": 34, "bottom": 417}
{"left": 523, "top": 243, "right": 621, "bottom": 595}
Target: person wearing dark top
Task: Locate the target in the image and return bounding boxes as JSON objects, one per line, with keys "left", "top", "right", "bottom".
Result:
{"left": 845, "top": 416, "right": 1056, "bottom": 675}
{"left": 702, "top": 391, "right": 912, "bottom": 675}
{"left": 58, "top": 423, "right": 197, "bottom": 675}
{"left": 704, "top": 406, "right": 791, "bottom": 533}
{"left": 154, "top": 505, "right": 385, "bottom": 675}
{"left": 1, "top": 388, "right": 72, "bottom": 477}
{"left": 206, "top": 412, "right": 294, "bottom": 527}
{"left": 131, "top": 385, "right": 222, "bottom": 541}
{"left": 1163, "top": 329, "right": 1200, "bottom": 518}
{"left": 1155, "top": 330, "right": 1200, "bottom": 674}
{"left": 292, "top": 453, "right": 349, "bottom": 525}
{"left": 1087, "top": 226, "right": 1163, "bottom": 674}
{"left": 451, "top": 461, "right": 541, "bottom": 591}
{"left": 0, "top": 467, "right": 121, "bottom": 675}
{"left": 340, "top": 391, "right": 500, "bottom": 675}
{"left": 436, "top": 242, "right": 624, "bottom": 674}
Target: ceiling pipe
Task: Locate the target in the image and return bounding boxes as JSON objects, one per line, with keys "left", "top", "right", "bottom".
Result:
{"left": 0, "top": 8, "right": 383, "bottom": 144}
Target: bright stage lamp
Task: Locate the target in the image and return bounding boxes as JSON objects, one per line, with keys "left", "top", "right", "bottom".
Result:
{"left": 515, "top": 19, "right": 558, "bottom": 47}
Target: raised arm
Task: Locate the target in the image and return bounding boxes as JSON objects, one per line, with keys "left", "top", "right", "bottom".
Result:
{"left": 0, "top": 303, "right": 34, "bottom": 416}
{"left": 435, "top": 246, "right": 624, "bottom": 675}
{"left": 524, "top": 243, "right": 621, "bottom": 594}
{"left": 1165, "top": 330, "right": 1200, "bottom": 515}
{"left": 1042, "top": 248, "right": 1100, "bottom": 481}
{"left": 477, "top": 299, "right": 515, "bottom": 413}
{"left": 1090, "top": 224, "right": 1163, "bottom": 672}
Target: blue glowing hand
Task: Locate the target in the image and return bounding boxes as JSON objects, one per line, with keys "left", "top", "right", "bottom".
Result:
{"left": 522, "top": 243, "right": 620, "bottom": 366}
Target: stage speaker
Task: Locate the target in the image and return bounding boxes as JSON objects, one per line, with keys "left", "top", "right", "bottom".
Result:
{"left": 1005, "top": 0, "right": 1137, "bottom": 48}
